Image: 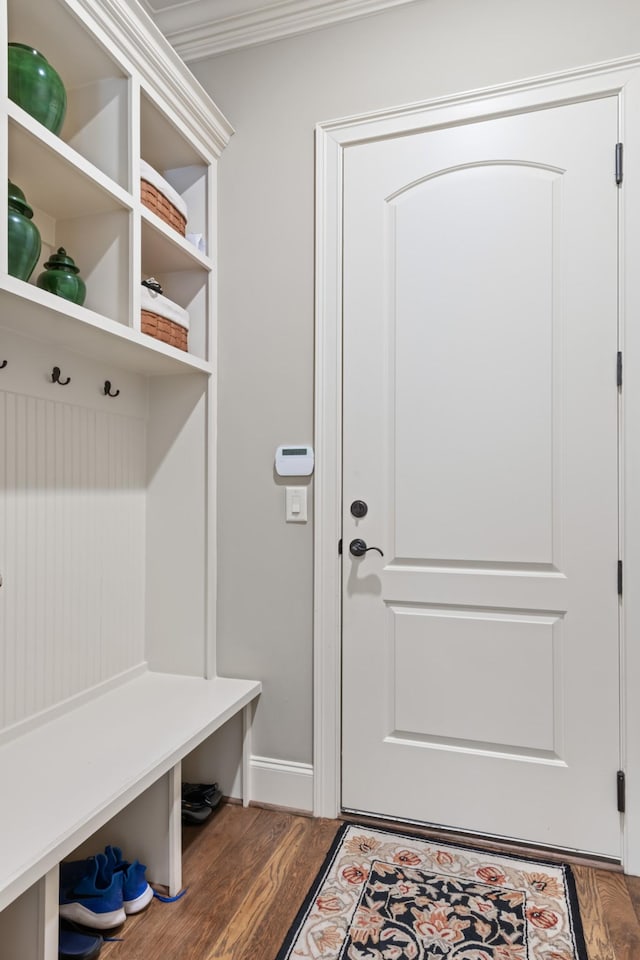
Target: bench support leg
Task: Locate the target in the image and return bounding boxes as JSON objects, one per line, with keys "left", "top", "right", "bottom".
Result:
{"left": 0, "top": 868, "right": 58, "bottom": 960}
{"left": 242, "top": 701, "right": 254, "bottom": 807}
{"left": 41, "top": 869, "right": 58, "bottom": 960}
{"left": 167, "top": 762, "right": 182, "bottom": 896}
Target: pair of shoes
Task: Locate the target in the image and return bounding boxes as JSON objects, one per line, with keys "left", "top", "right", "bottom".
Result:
{"left": 181, "top": 782, "right": 222, "bottom": 825}
{"left": 59, "top": 845, "right": 153, "bottom": 930}
{"left": 59, "top": 921, "right": 103, "bottom": 960}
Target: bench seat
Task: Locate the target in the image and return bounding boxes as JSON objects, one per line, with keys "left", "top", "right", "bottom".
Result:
{"left": 0, "top": 671, "right": 261, "bottom": 912}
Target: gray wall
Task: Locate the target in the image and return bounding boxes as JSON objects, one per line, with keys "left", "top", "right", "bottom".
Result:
{"left": 192, "top": 0, "right": 640, "bottom": 769}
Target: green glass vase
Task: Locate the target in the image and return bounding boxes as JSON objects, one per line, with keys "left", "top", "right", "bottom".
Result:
{"left": 8, "top": 43, "right": 67, "bottom": 135}
{"left": 7, "top": 179, "right": 41, "bottom": 282}
{"left": 36, "top": 248, "right": 86, "bottom": 305}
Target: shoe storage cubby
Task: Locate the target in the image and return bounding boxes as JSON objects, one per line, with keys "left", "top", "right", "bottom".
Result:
{"left": 0, "top": 1, "right": 258, "bottom": 958}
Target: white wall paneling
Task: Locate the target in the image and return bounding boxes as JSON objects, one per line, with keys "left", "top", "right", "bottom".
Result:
{"left": 0, "top": 333, "right": 147, "bottom": 732}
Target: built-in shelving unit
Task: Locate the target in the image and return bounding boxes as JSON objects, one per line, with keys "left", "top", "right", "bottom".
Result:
{"left": 0, "top": 2, "right": 258, "bottom": 958}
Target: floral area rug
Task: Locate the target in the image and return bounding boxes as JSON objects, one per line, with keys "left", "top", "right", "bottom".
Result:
{"left": 276, "top": 823, "right": 588, "bottom": 960}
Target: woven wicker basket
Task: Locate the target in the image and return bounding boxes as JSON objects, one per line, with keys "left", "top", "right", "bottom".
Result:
{"left": 141, "top": 179, "right": 187, "bottom": 236}
{"left": 141, "top": 309, "right": 188, "bottom": 352}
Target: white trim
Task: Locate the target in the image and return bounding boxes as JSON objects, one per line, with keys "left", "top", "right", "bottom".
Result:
{"left": 313, "top": 124, "right": 343, "bottom": 819}
{"left": 313, "top": 53, "right": 640, "bottom": 871}
{"left": 250, "top": 755, "right": 314, "bottom": 812}
{"left": 619, "top": 64, "right": 640, "bottom": 877}
{"left": 152, "top": 0, "right": 423, "bottom": 62}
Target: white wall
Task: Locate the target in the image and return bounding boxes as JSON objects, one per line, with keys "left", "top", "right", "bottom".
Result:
{"left": 191, "top": 0, "right": 640, "bottom": 775}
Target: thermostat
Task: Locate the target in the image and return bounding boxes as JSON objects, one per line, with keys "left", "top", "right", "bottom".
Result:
{"left": 275, "top": 444, "right": 314, "bottom": 477}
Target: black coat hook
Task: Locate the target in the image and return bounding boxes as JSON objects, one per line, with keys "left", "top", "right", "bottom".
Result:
{"left": 0, "top": 360, "right": 7, "bottom": 369}
{"left": 103, "top": 380, "right": 120, "bottom": 398}
{"left": 51, "top": 366, "right": 71, "bottom": 385}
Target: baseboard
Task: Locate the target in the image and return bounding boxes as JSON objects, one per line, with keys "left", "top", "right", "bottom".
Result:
{"left": 249, "top": 755, "right": 314, "bottom": 813}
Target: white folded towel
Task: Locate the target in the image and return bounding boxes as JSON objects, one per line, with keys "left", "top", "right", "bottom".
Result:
{"left": 141, "top": 285, "right": 190, "bottom": 330}
{"left": 140, "top": 159, "right": 188, "bottom": 222}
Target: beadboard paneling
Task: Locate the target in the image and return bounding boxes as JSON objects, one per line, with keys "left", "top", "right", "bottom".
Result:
{"left": 0, "top": 386, "right": 146, "bottom": 730}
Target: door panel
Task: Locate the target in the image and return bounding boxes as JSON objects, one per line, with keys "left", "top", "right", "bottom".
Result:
{"left": 394, "top": 164, "right": 557, "bottom": 563}
{"left": 392, "top": 607, "right": 559, "bottom": 752}
{"left": 341, "top": 96, "right": 621, "bottom": 856}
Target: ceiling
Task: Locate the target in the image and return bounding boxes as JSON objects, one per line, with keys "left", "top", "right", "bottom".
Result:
{"left": 139, "top": 0, "right": 422, "bottom": 62}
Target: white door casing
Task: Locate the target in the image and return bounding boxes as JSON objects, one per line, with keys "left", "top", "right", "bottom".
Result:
{"left": 341, "top": 96, "right": 619, "bottom": 856}
{"left": 313, "top": 58, "right": 640, "bottom": 873}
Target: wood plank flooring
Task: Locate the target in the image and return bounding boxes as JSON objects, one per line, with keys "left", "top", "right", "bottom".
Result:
{"left": 104, "top": 803, "right": 640, "bottom": 960}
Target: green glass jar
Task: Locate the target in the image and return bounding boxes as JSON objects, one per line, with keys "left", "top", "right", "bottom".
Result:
{"left": 36, "top": 248, "right": 86, "bottom": 305}
{"left": 8, "top": 43, "right": 67, "bottom": 135}
{"left": 7, "top": 179, "right": 41, "bottom": 282}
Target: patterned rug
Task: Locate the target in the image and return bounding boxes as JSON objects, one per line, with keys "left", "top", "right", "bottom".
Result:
{"left": 276, "top": 823, "right": 588, "bottom": 960}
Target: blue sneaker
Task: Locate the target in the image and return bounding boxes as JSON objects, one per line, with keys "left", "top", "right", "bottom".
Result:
{"left": 59, "top": 853, "right": 125, "bottom": 929}
{"left": 104, "top": 845, "right": 153, "bottom": 914}
{"left": 59, "top": 922, "right": 103, "bottom": 960}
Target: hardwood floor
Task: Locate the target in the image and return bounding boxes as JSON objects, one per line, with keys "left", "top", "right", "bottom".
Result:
{"left": 105, "top": 803, "right": 640, "bottom": 960}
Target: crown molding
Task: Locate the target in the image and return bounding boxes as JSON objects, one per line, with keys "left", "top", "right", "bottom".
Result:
{"left": 149, "top": 0, "right": 422, "bottom": 62}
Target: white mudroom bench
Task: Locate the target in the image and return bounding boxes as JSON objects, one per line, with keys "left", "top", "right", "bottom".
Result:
{"left": 0, "top": 671, "right": 261, "bottom": 958}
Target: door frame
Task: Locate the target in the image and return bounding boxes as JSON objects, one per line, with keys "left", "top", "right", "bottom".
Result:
{"left": 313, "top": 54, "right": 640, "bottom": 873}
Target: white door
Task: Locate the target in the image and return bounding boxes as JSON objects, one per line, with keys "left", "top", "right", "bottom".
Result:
{"left": 341, "top": 95, "right": 621, "bottom": 857}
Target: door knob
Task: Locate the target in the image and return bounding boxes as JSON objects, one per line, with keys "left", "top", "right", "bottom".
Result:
{"left": 349, "top": 538, "right": 384, "bottom": 558}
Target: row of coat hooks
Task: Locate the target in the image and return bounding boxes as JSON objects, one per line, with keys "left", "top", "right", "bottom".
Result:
{"left": 0, "top": 361, "right": 120, "bottom": 397}
{"left": 52, "top": 366, "right": 120, "bottom": 397}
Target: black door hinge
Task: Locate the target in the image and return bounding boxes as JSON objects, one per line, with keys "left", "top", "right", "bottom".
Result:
{"left": 617, "top": 770, "right": 626, "bottom": 813}
{"left": 338, "top": 538, "right": 342, "bottom": 555}
{"left": 616, "top": 143, "right": 623, "bottom": 185}
{"left": 618, "top": 560, "right": 623, "bottom": 596}
{"left": 617, "top": 351, "right": 623, "bottom": 388}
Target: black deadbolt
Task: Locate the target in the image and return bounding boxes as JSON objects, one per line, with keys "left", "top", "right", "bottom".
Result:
{"left": 350, "top": 499, "right": 368, "bottom": 518}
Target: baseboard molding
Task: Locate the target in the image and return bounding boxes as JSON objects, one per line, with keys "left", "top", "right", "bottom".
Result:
{"left": 250, "top": 755, "right": 314, "bottom": 813}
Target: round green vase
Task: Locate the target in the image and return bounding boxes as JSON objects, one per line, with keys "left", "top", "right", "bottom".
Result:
{"left": 7, "top": 179, "right": 41, "bottom": 282}
{"left": 37, "top": 248, "right": 86, "bottom": 305}
{"left": 8, "top": 43, "right": 67, "bottom": 135}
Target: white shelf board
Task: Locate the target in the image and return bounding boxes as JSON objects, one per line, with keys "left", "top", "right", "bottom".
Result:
{"left": 0, "top": 278, "right": 213, "bottom": 375}
{"left": 141, "top": 207, "right": 213, "bottom": 273}
{"left": 0, "top": 670, "right": 262, "bottom": 912}
{"left": 8, "top": 103, "right": 132, "bottom": 217}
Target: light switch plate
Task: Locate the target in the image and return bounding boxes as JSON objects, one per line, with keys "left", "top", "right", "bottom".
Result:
{"left": 286, "top": 486, "right": 308, "bottom": 522}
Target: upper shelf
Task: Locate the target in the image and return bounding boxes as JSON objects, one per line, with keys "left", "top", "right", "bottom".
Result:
{"left": 0, "top": 277, "right": 213, "bottom": 376}
{"left": 141, "top": 89, "right": 208, "bottom": 171}
{"left": 8, "top": 103, "right": 132, "bottom": 217}
{"left": 4, "top": 0, "right": 221, "bottom": 372}
{"left": 8, "top": 0, "right": 132, "bottom": 188}
{"left": 7, "top": 0, "right": 127, "bottom": 90}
